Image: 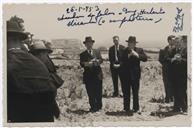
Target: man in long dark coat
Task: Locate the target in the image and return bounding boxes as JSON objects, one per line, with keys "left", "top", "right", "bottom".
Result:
{"left": 80, "top": 36, "right": 103, "bottom": 112}
{"left": 109, "top": 36, "right": 125, "bottom": 97}
{"left": 7, "top": 17, "right": 57, "bottom": 122}
{"left": 30, "top": 40, "right": 64, "bottom": 118}
{"left": 121, "top": 36, "right": 147, "bottom": 113}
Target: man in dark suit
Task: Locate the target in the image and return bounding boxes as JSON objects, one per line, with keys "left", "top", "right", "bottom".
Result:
{"left": 159, "top": 35, "right": 176, "bottom": 103}
{"left": 121, "top": 36, "right": 147, "bottom": 113}
{"left": 109, "top": 36, "right": 125, "bottom": 97}
{"left": 171, "top": 36, "right": 187, "bottom": 112}
{"left": 80, "top": 36, "right": 103, "bottom": 112}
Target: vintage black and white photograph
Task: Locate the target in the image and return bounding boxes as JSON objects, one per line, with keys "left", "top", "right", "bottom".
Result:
{"left": 2, "top": 1, "right": 192, "bottom": 127}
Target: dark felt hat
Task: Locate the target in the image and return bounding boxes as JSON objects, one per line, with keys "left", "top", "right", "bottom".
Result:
{"left": 126, "top": 36, "right": 138, "bottom": 43}
{"left": 83, "top": 36, "right": 95, "bottom": 44}
{"left": 7, "top": 20, "right": 28, "bottom": 41}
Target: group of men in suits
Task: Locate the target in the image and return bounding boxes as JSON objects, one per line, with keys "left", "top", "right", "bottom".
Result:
{"left": 159, "top": 35, "right": 187, "bottom": 112}
{"left": 80, "top": 36, "right": 147, "bottom": 113}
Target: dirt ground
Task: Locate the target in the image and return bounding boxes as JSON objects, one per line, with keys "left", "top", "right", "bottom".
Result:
{"left": 52, "top": 53, "right": 191, "bottom": 127}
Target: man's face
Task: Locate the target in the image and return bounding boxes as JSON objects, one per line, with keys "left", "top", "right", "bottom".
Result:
{"left": 128, "top": 42, "right": 136, "bottom": 49}
{"left": 178, "top": 37, "right": 186, "bottom": 49}
{"left": 174, "top": 38, "right": 182, "bottom": 49}
{"left": 113, "top": 37, "right": 119, "bottom": 46}
{"left": 84, "top": 41, "right": 93, "bottom": 50}
{"left": 168, "top": 38, "right": 175, "bottom": 46}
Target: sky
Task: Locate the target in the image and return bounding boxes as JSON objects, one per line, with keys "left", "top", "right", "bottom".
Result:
{"left": 3, "top": 3, "right": 191, "bottom": 48}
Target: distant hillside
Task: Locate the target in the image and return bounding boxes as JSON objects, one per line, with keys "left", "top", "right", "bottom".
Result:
{"left": 144, "top": 48, "right": 160, "bottom": 54}
{"left": 50, "top": 39, "right": 84, "bottom": 59}
{"left": 51, "top": 39, "right": 84, "bottom": 51}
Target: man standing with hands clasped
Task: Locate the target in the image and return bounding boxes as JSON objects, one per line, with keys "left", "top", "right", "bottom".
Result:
{"left": 159, "top": 35, "right": 176, "bottom": 103}
{"left": 80, "top": 36, "right": 103, "bottom": 113}
{"left": 109, "top": 36, "right": 125, "bottom": 97}
{"left": 121, "top": 36, "right": 147, "bottom": 113}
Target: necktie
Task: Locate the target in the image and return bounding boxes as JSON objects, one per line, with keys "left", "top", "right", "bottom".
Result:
{"left": 89, "top": 50, "right": 92, "bottom": 55}
{"left": 115, "top": 46, "right": 118, "bottom": 62}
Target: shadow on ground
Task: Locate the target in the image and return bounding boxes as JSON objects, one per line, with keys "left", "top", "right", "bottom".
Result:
{"left": 150, "top": 110, "right": 187, "bottom": 118}
{"left": 105, "top": 111, "right": 133, "bottom": 116}
{"left": 67, "top": 109, "right": 90, "bottom": 115}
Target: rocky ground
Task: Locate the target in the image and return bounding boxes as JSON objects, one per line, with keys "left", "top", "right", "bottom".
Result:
{"left": 52, "top": 53, "right": 191, "bottom": 127}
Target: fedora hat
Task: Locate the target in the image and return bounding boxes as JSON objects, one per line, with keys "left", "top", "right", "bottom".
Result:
{"left": 30, "top": 40, "right": 52, "bottom": 53}
{"left": 83, "top": 36, "right": 95, "bottom": 44}
{"left": 126, "top": 36, "right": 138, "bottom": 43}
{"left": 7, "top": 20, "right": 28, "bottom": 41}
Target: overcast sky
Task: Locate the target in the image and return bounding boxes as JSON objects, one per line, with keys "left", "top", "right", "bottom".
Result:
{"left": 3, "top": 3, "right": 191, "bottom": 48}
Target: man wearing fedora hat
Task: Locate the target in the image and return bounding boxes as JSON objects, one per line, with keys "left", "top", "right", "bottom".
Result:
{"left": 7, "top": 17, "right": 57, "bottom": 122}
{"left": 109, "top": 36, "right": 125, "bottom": 97}
{"left": 80, "top": 36, "right": 103, "bottom": 112}
{"left": 30, "top": 40, "right": 63, "bottom": 118}
{"left": 121, "top": 36, "right": 147, "bottom": 113}
{"left": 30, "top": 40, "right": 63, "bottom": 90}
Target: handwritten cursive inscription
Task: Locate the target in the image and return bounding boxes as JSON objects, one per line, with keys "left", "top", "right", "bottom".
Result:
{"left": 173, "top": 7, "right": 184, "bottom": 32}
{"left": 57, "top": 6, "right": 166, "bottom": 28}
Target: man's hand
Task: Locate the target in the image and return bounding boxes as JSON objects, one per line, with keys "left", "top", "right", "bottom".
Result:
{"left": 171, "top": 57, "right": 176, "bottom": 63}
{"left": 175, "top": 54, "right": 182, "bottom": 61}
{"left": 171, "top": 55, "right": 182, "bottom": 63}
{"left": 91, "top": 58, "right": 100, "bottom": 63}
{"left": 128, "top": 52, "right": 132, "bottom": 58}
{"left": 84, "top": 61, "right": 93, "bottom": 67}
{"left": 91, "top": 58, "right": 100, "bottom": 66}
{"left": 131, "top": 50, "right": 139, "bottom": 58}
{"left": 113, "top": 64, "right": 120, "bottom": 68}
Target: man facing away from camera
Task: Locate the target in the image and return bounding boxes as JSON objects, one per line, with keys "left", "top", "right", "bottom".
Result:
{"left": 109, "top": 36, "right": 125, "bottom": 97}
{"left": 30, "top": 40, "right": 64, "bottom": 118}
{"left": 159, "top": 35, "right": 176, "bottom": 103}
{"left": 121, "top": 36, "right": 147, "bottom": 113}
{"left": 7, "top": 17, "right": 58, "bottom": 122}
{"left": 80, "top": 36, "right": 103, "bottom": 112}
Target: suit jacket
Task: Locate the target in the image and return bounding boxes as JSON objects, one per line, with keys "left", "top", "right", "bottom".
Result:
{"left": 109, "top": 44, "right": 125, "bottom": 67}
{"left": 159, "top": 45, "right": 176, "bottom": 77}
{"left": 159, "top": 45, "right": 176, "bottom": 65}
{"left": 80, "top": 49, "right": 103, "bottom": 83}
{"left": 121, "top": 47, "right": 147, "bottom": 80}
{"left": 171, "top": 47, "right": 187, "bottom": 80}
{"left": 158, "top": 49, "right": 165, "bottom": 65}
